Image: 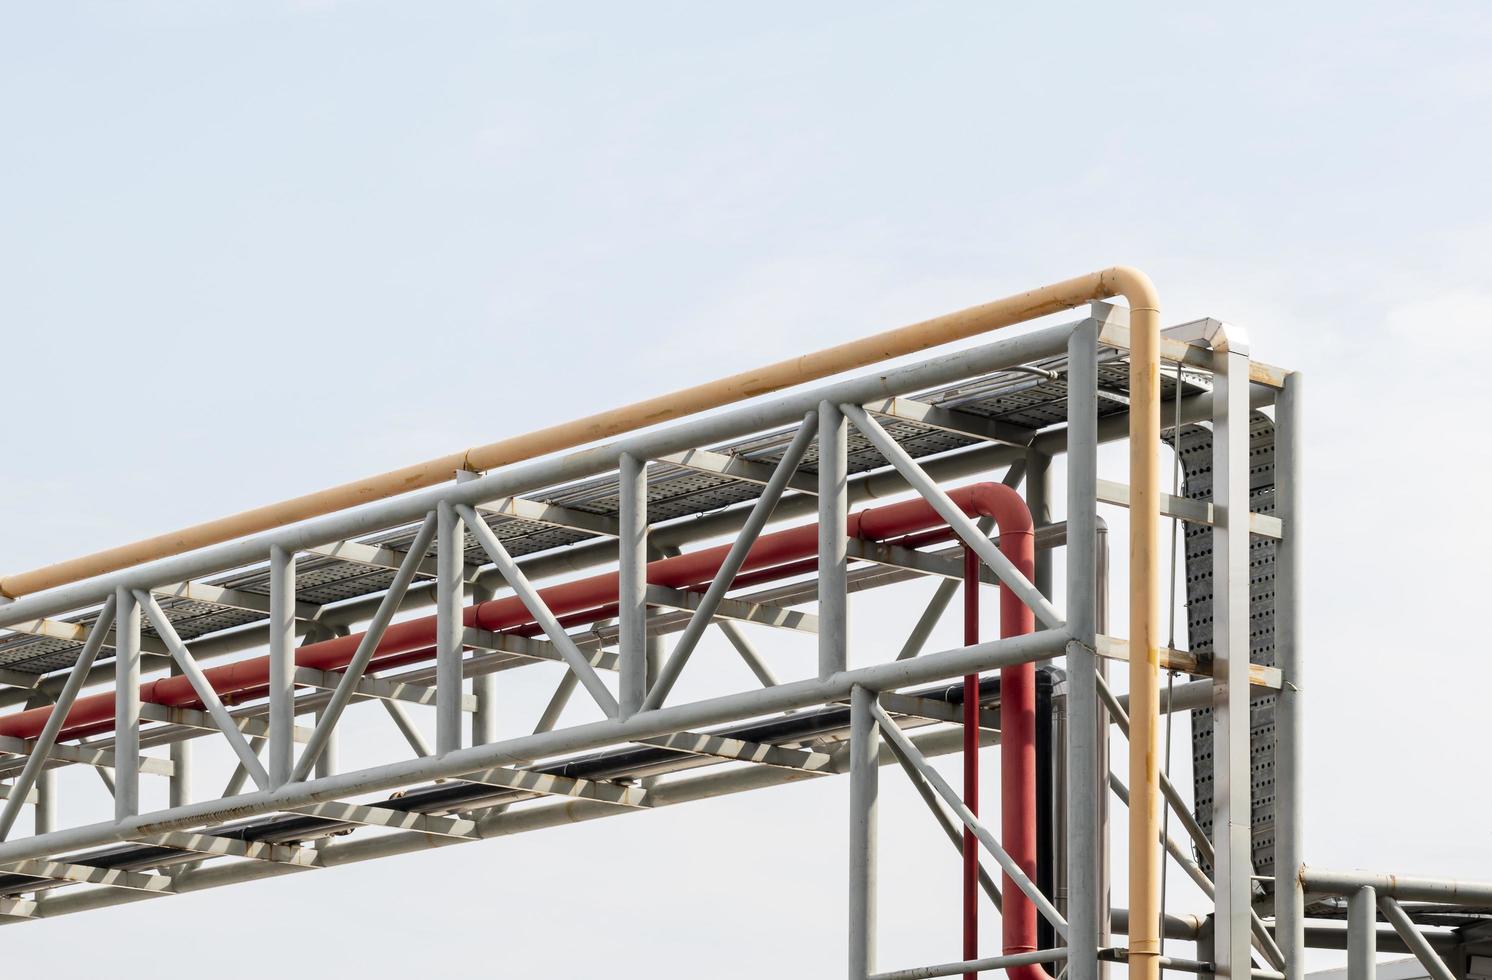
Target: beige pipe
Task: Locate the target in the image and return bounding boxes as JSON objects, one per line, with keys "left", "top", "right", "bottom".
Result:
{"left": 0, "top": 267, "right": 1165, "bottom": 974}
{"left": 1125, "top": 283, "right": 1163, "bottom": 980}
{"left": 2, "top": 267, "right": 1154, "bottom": 600}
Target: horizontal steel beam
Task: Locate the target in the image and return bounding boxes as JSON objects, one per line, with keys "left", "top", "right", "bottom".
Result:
{"left": 290, "top": 801, "right": 479, "bottom": 840}
{"left": 0, "top": 630, "right": 1067, "bottom": 868}
{"left": 638, "top": 732, "right": 835, "bottom": 773}
{"left": 848, "top": 524, "right": 1068, "bottom": 584}
{"left": 1302, "top": 868, "right": 1492, "bottom": 905}
{"left": 644, "top": 584, "right": 817, "bottom": 633}
{"left": 138, "top": 831, "right": 323, "bottom": 867}
{"left": 1301, "top": 921, "right": 1461, "bottom": 955}
{"left": 462, "top": 627, "right": 621, "bottom": 673}
{"left": 0, "top": 897, "right": 37, "bottom": 919}
{"left": 877, "top": 690, "right": 997, "bottom": 729}
{"left": 292, "top": 666, "right": 476, "bottom": 712}
{"left": 0, "top": 784, "right": 38, "bottom": 805}
{"left": 865, "top": 396, "right": 1035, "bottom": 447}
{"left": 0, "top": 669, "right": 41, "bottom": 691}
{"left": 1100, "top": 319, "right": 1288, "bottom": 388}
{"left": 0, "top": 737, "right": 174, "bottom": 777}
{"left": 658, "top": 447, "right": 819, "bottom": 495}
{"left": 870, "top": 948, "right": 1068, "bottom": 980}
{"left": 152, "top": 581, "right": 322, "bottom": 621}
{"left": 459, "top": 767, "right": 649, "bottom": 807}
{"left": 138, "top": 703, "right": 312, "bottom": 742}
{"left": 1096, "top": 478, "right": 1283, "bottom": 539}
{"left": 471, "top": 497, "right": 621, "bottom": 537}
{"left": 303, "top": 539, "right": 479, "bottom": 582}
{"left": 0, "top": 615, "right": 168, "bottom": 657}
{"left": 6, "top": 859, "right": 174, "bottom": 893}
{"left": 1095, "top": 635, "right": 1283, "bottom": 689}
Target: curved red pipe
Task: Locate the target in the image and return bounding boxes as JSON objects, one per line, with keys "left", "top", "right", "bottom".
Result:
{"left": 0, "top": 481, "right": 1052, "bottom": 974}
{"left": 938, "top": 483, "right": 1046, "bottom": 980}
{"left": 0, "top": 484, "right": 1005, "bottom": 742}
{"left": 979, "top": 490, "right": 1050, "bottom": 980}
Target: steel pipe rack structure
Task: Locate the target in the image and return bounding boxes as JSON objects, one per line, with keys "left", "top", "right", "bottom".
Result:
{"left": 0, "top": 272, "right": 1486, "bottom": 980}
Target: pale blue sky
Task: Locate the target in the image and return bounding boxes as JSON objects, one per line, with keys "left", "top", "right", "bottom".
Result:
{"left": 3, "top": 3, "right": 1490, "bottom": 977}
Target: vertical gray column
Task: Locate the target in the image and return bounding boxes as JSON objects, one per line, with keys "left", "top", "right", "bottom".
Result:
{"left": 1211, "top": 346, "right": 1253, "bottom": 980}
{"left": 471, "top": 581, "right": 498, "bottom": 745}
{"left": 1095, "top": 522, "right": 1112, "bottom": 971}
{"left": 35, "top": 769, "right": 54, "bottom": 835}
{"left": 436, "top": 500, "right": 465, "bottom": 754}
{"left": 169, "top": 740, "right": 192, "bottom": 807}
{"left": 312, "top": 623, "right": 344, "bottom": 782}
{"left": 33, "top": 766, "right": 55, "bottom": 904}
{"left": 313, "top": 701, "right": 337, "bottom": 854}
{"left": 113, "top": 585, "right": 141, "bottom": 821}
{"left": 848, "top": 684, "right": 878, "bottom": 980}
{"left": 1274, "top": 372, "right": 1305, "bottom": 979}
{"left": 315, "top": 706, "right": 338, "bottom": 778}
{"left": 645, "top": 545, "right": 668, "bottom": 694}
{"left": 1065, "top": 318, "right": 1102, "bottom": 980}
{"left": 647, "top": 563, "right": 666, "bottom": 730}
{"left": 618, "top": 453, "right": 648, "bottom": 717}
{"left": 1197, "top": 914, "right": 1217, "bottom": 980}
{"left": 268, "top": 545, "right": 296, "bottom": 788}
{"left": 471, "top": 673, "right": 498, "bottom": 744}
{"left": 1026, "top": 449, "right": 1053, "bottom": 604}
{"left": 170, "top": 657, "right": 193, "bottom": 807}
{"left": 647, "top": 635, "right": 664, "bottom": 693}
{"left": 819, "top": 401, "right": 848, "bottom": 679}
{"left": 459, "top": 469, "right": 498, "bottom": 746}
{"left": 1348, "top": 886, "right": 1376, "bottom": 980}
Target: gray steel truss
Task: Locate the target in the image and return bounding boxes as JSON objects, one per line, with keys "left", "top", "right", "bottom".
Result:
{"left": 0, "top": 306, "right": 1483, "bottom": 980}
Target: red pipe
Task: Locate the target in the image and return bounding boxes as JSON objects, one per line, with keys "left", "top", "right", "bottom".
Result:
{"left": 930, "top": 484, "right": 1044, "bottom": 980}
{"left": 0, "top": 482, "right": 1051, "bottom": 970}
{"left": 0, "top": 486, "right": 1001, "bottom": 742}
{"left": 987, "top": 498, "right": 1050, "bottom": 980}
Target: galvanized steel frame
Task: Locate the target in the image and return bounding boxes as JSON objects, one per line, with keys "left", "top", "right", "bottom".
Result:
{"left": 0, "top": 307, "right": 1482, "bottom": 980}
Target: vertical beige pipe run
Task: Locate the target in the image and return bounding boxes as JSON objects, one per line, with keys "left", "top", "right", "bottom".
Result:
{"left": 0, "top": 267, "right": 1167, "bottom": 976}
{"left": 1126, "top": 289, "right": 1163, "bottom": 980}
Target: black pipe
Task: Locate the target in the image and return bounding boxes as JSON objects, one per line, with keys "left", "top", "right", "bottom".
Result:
{"left": 1036, "top": 666, "right": 1056, "bottom": 951}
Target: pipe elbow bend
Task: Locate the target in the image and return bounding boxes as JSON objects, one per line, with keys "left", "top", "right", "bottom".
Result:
{"left": 1099, "top": 265, "right": 1159, "bottom": 314}
{"left": 1006, "top": 961, "right": 1055, "bottom": 980}
{"left": 968, "top": 482, "right": 1035, "bottom": 542}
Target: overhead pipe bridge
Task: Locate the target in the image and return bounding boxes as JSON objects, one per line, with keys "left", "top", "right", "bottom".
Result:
{"left": 0, "top": 271, "right": 1481, "bottom": 980}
